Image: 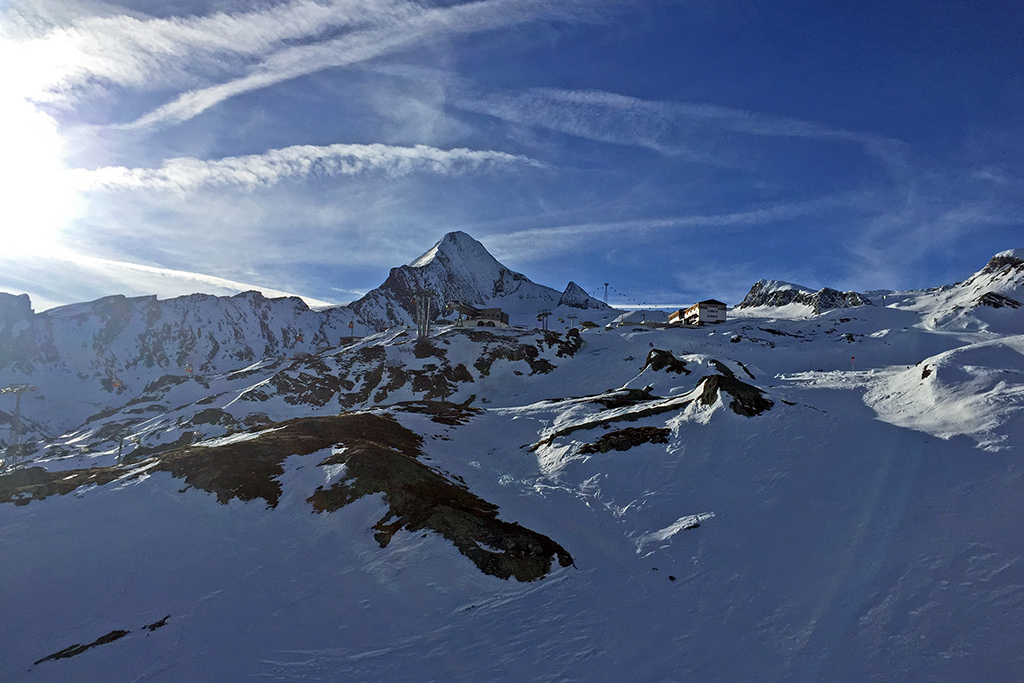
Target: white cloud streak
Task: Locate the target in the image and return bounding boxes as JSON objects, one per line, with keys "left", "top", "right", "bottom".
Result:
{"left": 3, "top": 0, "right": 419, "bottom": 104}
{"left": 66, "top": 251, "right": 338, "bottom": 307}
{"left": 7, "top": 247, "right": 339, "bottom": 310}
{"left": 487, "top": 196, "right": 850, "bottom": 260}
{"left": 455, "top": 87, "right": 910, "bottom": 172}
{"left": 125, "top": 0, "right": 612, "bottom": 128}
{"left": 70, "top": 142, "right": 539, "bottom": 193}
{"left": 3, "top": 0, "right": 621, "bottom": 126}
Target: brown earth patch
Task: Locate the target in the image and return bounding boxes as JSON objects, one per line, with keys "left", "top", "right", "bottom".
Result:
{"left": 391, "top": 400, "right": 483, "bottom": 425}
{"left": 589, "top": 388, "right": 656, "bottom": 409}
{"left": 34, "top": 629, "right": 130, "bottom": 666}
{"left": 3, "top": 411, "right": 571, "bottom": 582}
{"left": 0, "top": 465, "right": 123, "bottom": 506}
{"left": 308, "top": 427, "right": 573, "bottom": 581}
{"left": 578, "top": 426, "right": 671, "bottom": 454}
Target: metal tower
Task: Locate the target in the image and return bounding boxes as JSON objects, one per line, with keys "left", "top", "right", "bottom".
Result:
{"left": 2, "top": 383, "right": 36, "bottom": 470}
{"left": 413, "top": 290, "right": 432, "bottom": 338}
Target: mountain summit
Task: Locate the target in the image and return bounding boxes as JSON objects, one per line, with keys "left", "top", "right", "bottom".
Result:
{"left": 350, "top": 231, "right": 570, "bottom": 329}
{"left": 558, "top": 281, "right": 612, "bottom": 310}
{"left": 407, "top": 230, "right": 499, "bottom": 270}
{"left": 904, "top": 248, "right": 1024, "bottom": 332}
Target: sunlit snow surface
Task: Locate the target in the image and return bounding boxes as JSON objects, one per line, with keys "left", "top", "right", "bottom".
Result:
{"left": 2, "top": 254, "right": 1024, "bottom": 681}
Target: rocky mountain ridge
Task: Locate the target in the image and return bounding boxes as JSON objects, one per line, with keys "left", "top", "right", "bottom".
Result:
{"left": 736, "top": 279, "right": 872, "bottom": 313}
{"left": 0, "top": 232, "right": 610, "bottom": 378}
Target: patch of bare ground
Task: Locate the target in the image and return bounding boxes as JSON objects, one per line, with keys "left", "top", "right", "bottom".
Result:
{"left": 308, "top": 424, "right": 573, "bottom": 581}
{"left": 34, "top": 630, "right": 130, "bottom": 666}
{"left": 578, "top": 426, "right": 671, "bottom": 454}
{"left": 32, "top": 615, "right": 170, "bottom": 668}
{"left": 703, "top": 360, "right": 773, "bottom": 416}
{"left": 391, "top": 400, "right": 482, "bottom": 425}
{"left": 0, "top": 465, "right": 123, "bottom": 506}
{"left": 697, "top": 374, "right": 774, "bottom": 416}
{"left": 156, "top": 413, "right": 423, "bottom": 507}
{"left": 2, "top": 410, "right": 571, "bottom": 581}
{"left": 473, "top": 339, "right": 554, "bottom": 376}
{"left": 2, "top": 415, "right": 417, "bottom": 508}
{"left": 589, "top": 387, "right": 656, "bottom": 409}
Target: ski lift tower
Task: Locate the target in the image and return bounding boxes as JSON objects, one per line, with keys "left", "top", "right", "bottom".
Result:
{"left": 413, "top": 290, "right": 433, "bottom": 338}
{"left": 1, "top": 383, "right": 37, "bottom": 470}
{"left": 537, "top": 310, "right": 552, "bottom": 331}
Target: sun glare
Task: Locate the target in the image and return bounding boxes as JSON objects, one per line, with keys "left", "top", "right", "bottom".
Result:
{"left": 0, "top": 94, "right": 81, "bottom": 254}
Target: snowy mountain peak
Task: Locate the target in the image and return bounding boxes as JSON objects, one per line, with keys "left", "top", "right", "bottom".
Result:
{"left": 558, "top": 281, "right": 613, "bottom": 310}
{"left": 914, "top": 248, "right": 1024, "bottom": 331}
{"left": 737, "top": 279, "right": 870, "bottom": 313}
{"left": 981, "top": 249, "right": 1024, "bottom": 276}
{"left": 408, "top": 231, "right": 497, "bottom": 270}
{"left": 351, "top": 232, "right": 567, "bottom": 330}
{"left": 993, "top": 248, "right": 1024, "bottom": 261}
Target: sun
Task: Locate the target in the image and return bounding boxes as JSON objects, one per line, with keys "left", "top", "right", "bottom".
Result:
{"left": 0, "top": 94, "right": 81, "bottom": 254}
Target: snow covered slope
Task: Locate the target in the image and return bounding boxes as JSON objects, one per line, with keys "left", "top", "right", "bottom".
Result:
{"left": 2, "top": 246, "right": 1023, "bottom": 682}
{"left": 0, "top": 233, "right": 613, "bottom": 439}
{"left": 889, "top": 249, "right": 1024, "bottom": 332}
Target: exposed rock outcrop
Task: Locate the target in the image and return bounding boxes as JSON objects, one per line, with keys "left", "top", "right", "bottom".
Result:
{"left": 737, "top": 280, "right": 871, "bottom": 313}
{"left": 557, "top": 281, "right": 613, "bottom": 310}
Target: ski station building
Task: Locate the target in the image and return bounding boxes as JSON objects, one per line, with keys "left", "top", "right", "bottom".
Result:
{"left": 669, "top": 299, "right": 728, "bottom": 326}
{"left": 446, "top": 301, "right": 510, "bottom": 328}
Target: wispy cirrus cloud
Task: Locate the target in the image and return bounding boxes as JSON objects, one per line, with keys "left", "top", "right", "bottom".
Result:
{"left": 70, "top": 142, "right": 540, "bottom": 193}
{"left": 125, "top": 0, "right": 616, "bottom": 129}
{"left": 486, "top": 195, "right": 854, "bottom": 260}
{"left": 0, "top": 247, "right": 338, "bottom": 312}
{"left": 3, "top": 0, "right": 625, "bottom": 127}
{"left": 54, "top": 249, "right": 339, "bottom": 307}
{"left": 2, "top": 0, "right": 419, "bottom": 105}
{"left": 454, "top": 87, "right": 910, "bottom": 172}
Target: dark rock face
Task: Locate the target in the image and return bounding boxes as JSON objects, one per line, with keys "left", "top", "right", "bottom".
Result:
{"left": 977, "top": 292, "right": 1022, "bottom": 309}
{"left": 557, "top": 281, "right": 613, "bottom": 310}
{"left": 980, "top": 253, "right": 1024, "bottom": 276}
{"left": 644, "top": 349, "right": 690, "bottom": 375}
{"left": 737, "top": 280, "right": 871, "bottom": 313}
{"left": 698, "top": 374, "right": 774, "bottom": 417}
{"left": 578, "top": 426, "right": 670, "bottom": 454}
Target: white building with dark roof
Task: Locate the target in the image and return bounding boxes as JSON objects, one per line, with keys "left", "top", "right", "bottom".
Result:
{"left": 669, "top": 299, "right": 727, "bottom": 326}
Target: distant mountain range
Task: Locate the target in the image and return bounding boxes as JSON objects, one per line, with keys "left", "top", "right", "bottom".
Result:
{"left": 0, "top": 231, "right": 611, "bottom": 375}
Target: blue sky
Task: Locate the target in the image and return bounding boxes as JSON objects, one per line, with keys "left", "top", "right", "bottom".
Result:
{"left": 1, "top": 0, "right": 1022, "bottom": 311}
